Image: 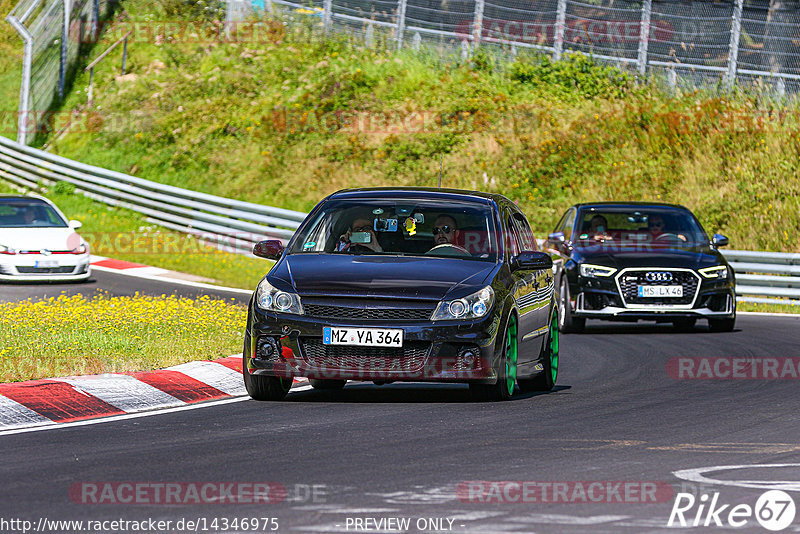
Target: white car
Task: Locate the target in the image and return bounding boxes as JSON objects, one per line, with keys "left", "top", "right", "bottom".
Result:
{"left": 0, "top": 195, "right": 91, "bottom": 282}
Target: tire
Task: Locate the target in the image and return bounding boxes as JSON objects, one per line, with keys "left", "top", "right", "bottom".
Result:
{"left": 310, "top": 379, "right": 346, "bottom": 390}
{"left": 672, "top": 317, "right": 697, "bottom": 332}
{"left": 470, "top": 314, "right": 518, "bottom": 402}
{"left": 242, "top": 332, "right": 292, "bottom": 401}
{"left": 709, "top": 317, "right": 736, "bottom": 332}
{"left": 519, "top": 311, "right": 559, "bottom": 392}
{"left": 558, "top": 277, "right": 585, "bottom": 333}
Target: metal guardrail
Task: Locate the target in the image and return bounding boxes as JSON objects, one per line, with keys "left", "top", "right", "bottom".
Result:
{"left": 723, "top": 250, "right": 800, "bottom": 305}
{"left": 0, "top": 135, "right": 307, "bottom": 255}
{"left": 0, "top": 133, "right": 797, "bottom": 304}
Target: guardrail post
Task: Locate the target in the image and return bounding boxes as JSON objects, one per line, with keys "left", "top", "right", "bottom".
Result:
{"left": 472, "top": 0, "right": 485, "bottom": 48}
{"left": 323, "top": 0, "right": 333, "bottom": 34}
{"left": 725, "top": 0, "right": 744, "bottom": 90}
{"left": 121, "top": 35, "right": 128, "bottom": 75}
{"left": 6, "top": 15, "right": 32, "bottom": 145}
{"left": 553, "top": 0, "right": 567, "bottom": 61}
{"left": 396, "top": 0, "right": 407, "bottom": 50}
{"left": 59, "top": 0, "right": 71, "bottom": 100}
{"left": 637, "top": 0, "right": 651, "bottom": 76}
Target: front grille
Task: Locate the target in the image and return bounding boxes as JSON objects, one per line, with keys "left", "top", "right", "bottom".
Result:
{"left": 303, "top": 303, "right": 434, "bottom": 321}
{"left": 16, "top": 266, "right": 76, "bottom": 274}
{"left": 618, "top": 270, "right": 699, "bottom": 306}
{"left": 300, "top": 338, "right": 430, "bottom": 372}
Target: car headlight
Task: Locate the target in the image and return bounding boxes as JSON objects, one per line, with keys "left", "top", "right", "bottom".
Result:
{"left": 699, "top": 265, "right": 728, "bottom": 279}
{"left": 431, "top": 286, "right": 494, "bottom": 321}
{"left": 70, "top": 243, "right": 88, "bottom": 255}
{"left": 580, "top": 264, "right": 617, "bottom": 278}
{"left": 256, "top": 279, "right": 304, "bottom": 315}
{"left": 0, "top": 244, "right": 17, "bottom": 255}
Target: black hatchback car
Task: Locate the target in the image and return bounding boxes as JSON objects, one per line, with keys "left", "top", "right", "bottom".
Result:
{"left": 244, "top": 188, "right": 559, "bottom": 401}
{"left": 547, "top": 202, "right": 736, "bottom": 333}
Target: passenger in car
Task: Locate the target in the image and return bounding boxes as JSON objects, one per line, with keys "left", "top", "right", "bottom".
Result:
{"left": 431, "top": 215, "right": 460, "bottom": 247}
{"left": 588, "top": 215, "right": 613, "bottom": 242}
{"left": 335, "top": 216, "right": 384, "bottom": 253}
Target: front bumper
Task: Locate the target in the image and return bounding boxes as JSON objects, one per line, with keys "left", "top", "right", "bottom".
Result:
{"left": 247, "top": 306, "right": 503, "bottom": 383}
{"left": 0, "top": 256, "right": 91, "bottom": 282}
{"left": 571, "top": 269, "right": 735, "bottom": 321}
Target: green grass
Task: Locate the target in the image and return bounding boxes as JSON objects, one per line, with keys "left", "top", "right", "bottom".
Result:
{"left": 0, "top": 0, "right": 22, "bottom": 137}
{"left": 0, "top": 293, "right": 246, "bottom": 382}
{"left": 0, "top": 179, "right": 272, "bottom": 288}
{"left": 738, "top": 301, "right": 800, "bottom": 315}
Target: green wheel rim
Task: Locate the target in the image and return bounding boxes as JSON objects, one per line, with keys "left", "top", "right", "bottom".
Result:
{"left": 549, "top": 313, "right": 559, "bottom": 384}
{"left": 506, "top": 315, "right": 518, "bottom": 395}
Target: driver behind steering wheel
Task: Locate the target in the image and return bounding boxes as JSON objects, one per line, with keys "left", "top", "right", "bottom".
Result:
{"left": 429, "top": 215, "right": 469, "bottom": 254}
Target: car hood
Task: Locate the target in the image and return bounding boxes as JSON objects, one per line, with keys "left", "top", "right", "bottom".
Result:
{"left": 573, "top": 244, "right": 725, "bottom": 271}
{"left": 0, "top": 227, "right": 84, "bottom": 251}
{"left": 271, "top": 254, "right": 496, "bottom": 300}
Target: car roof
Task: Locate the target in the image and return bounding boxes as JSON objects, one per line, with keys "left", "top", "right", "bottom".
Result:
{"left": 570, "top": 201, "right": 690, "bottom": 211}
{"left": 328, "top": 187, "right": 511, "bottom": 206}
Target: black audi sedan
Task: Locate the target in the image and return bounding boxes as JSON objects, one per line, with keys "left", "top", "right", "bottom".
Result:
{"left": 547, "top": 202, "right": 736, "bottom": 333}
{"left": 243, "top": 188, "right": 559, "bottom": 401}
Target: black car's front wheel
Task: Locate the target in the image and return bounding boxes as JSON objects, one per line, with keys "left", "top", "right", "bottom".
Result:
{"left": 243, "top": 332, "right": 292, "bottom": 401}
{"left": 470, "top": 314, "right": 518, "bottom": 402}
{"left": 519, "top": 311, "right": 559, "bottom": 392}
{"left": 559, "top": 277, "right": 585, "bottom": 333}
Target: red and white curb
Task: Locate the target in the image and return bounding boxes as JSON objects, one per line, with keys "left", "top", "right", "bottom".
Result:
{"left": 0, "top": 355, "right": 309, "bottom": 432}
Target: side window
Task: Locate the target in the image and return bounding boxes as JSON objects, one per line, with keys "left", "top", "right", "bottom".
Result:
{"left": 513, "top": 212, "right": 536, "bottom": 251}
{"left": 506, "top": 214, "right": 522, "bottom": 257}
{"left": 561, "top": 209, "right": 576, "bottom": 242}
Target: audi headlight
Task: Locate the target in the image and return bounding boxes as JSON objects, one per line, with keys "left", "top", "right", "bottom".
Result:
{"left": 580, "top": 264, "right": 617, "bottom": 278}
{"left": 699, "top": 265, "right": 728, "bottom": 279}
{"left": 431, "top": 286, "right": 494, "bottom": 321}
{"left": 256, "top": 279, "right": 303, "bottom": 315}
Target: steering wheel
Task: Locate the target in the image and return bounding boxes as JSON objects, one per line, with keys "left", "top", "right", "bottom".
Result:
{"left": 655, "top": 233, "right": 681, "bottom": 241}
{"left": 426, "top": 243, "right": 471, "bottom": 257}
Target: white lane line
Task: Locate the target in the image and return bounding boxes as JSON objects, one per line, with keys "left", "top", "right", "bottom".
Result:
{"left": 673, "top": 464, "right": 800, "bottom": 492}
{"left": 0, "top": 395, "right": 53, "bottom": 430}
{"left": 165, "top": 361, "right": 247, "bottom": 396}
{"left": 0, "top": 384, "right": 313, "bottom": 437}
{"left": 505, "top": 514, "right": 630, "bottom": 525}
{"left": 738, "top": 311, "right": 800, "bottom": 318}
{"left": 56, "top": 374, "right": 184, "bottom": 412}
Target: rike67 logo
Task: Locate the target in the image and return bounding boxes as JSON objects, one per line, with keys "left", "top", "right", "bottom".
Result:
{"left": 668, "top": 490, "right": 796, "bottom": 531}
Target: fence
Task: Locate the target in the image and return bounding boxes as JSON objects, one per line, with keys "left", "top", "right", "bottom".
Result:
{"left": 724, "top": 250, "right": 800, "bottom": 305}
{"left": 0, "top": 135, "right": 306, "bottom": 255}
{"left": 230, "top": 0, "right": 800, "bottom": 95}
{"left": 5, "top": 0, "right": 115, "bottom": 146}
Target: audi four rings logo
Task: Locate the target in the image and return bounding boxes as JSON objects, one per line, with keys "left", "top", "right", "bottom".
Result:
{"left": 646, "top": 272, "right": 673, "bottom": 282}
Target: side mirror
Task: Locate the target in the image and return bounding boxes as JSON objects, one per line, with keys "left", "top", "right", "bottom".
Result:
{"left": 548, "top": 232, "right": 565, "bottom": 244}
{"left": 68, "top": 220, "right": 82, "bottom": 230}
{"left": 513, "top": 251, "right": 553, "bottom": 271}
{"left": 253, "top": 240, "right": 284, "bottom": 260}
{"left": 711, "top": 234, "right": 729, "bottom": 247}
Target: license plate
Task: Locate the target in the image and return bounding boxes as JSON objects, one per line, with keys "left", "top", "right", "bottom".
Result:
{"left": 35, "top": 260, "right": 59, "bottom": 268}
{"left": 323, "top": 327, "right": 403, "bottom": 347}
{"left": 638, "top": 285, "right": 683, "bottom": 298}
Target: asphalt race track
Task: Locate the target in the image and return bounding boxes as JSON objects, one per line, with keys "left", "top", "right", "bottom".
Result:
{"left": 2, "top": 291, "right": 800, "bottom": 533}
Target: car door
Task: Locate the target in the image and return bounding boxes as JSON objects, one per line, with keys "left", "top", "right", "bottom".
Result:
{"left": 505, "top": 209, "right": 545, "bottom": 366}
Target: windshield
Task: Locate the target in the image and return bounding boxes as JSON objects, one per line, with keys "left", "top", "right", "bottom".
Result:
{"left": 574, "top": 208, "right": 708, "bottom": 248}
{"left": 0, "top": 199, "right": 67, "bottom": 228}
{"left": 289, "top": 198, "right": 499, "bottom": 262}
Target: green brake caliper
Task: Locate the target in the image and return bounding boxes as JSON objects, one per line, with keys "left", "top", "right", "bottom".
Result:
{"left": 506, "top": 316, "right": 518, "bottom": 395}
{"left": 550, "top": 314, "right": 559, "bottom": 384}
